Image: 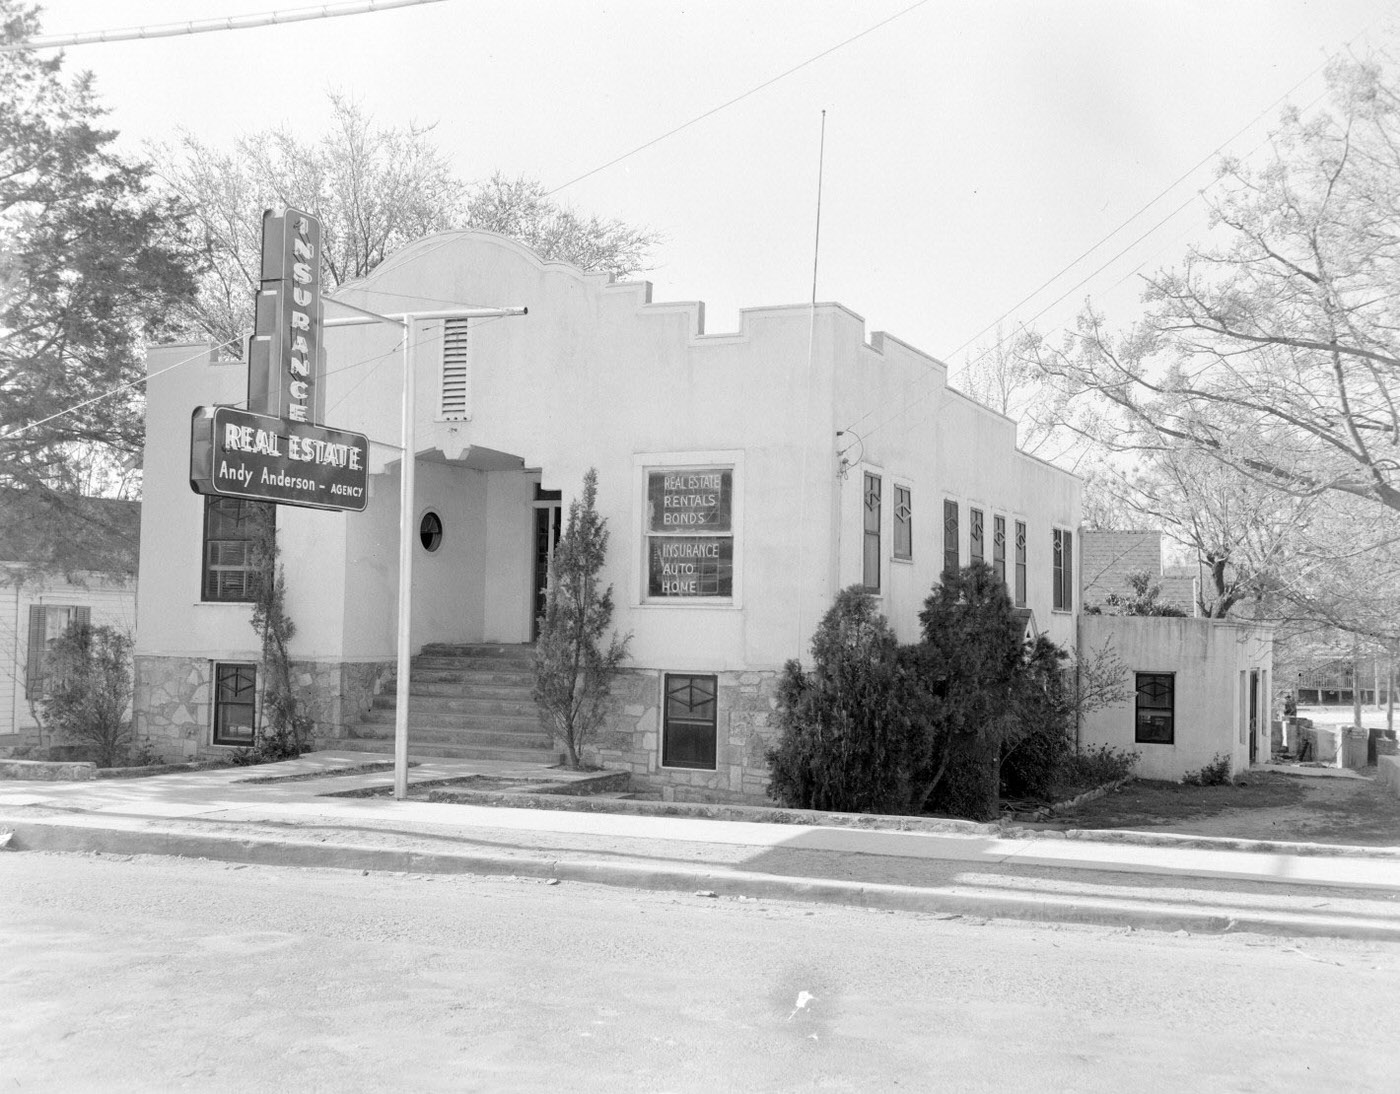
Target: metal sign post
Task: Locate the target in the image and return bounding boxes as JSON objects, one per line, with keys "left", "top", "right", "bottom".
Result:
{"left": 324, "top": 302, "right": 527, "bottom": 799}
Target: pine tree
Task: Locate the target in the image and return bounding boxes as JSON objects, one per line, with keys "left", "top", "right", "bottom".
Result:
{"left": 1, "top": 1, "right": 199, "bottom": 560}
{"left": 766, "top": 587, "right": 935, "bottom": 814}
{"left": 533, "top": 469, "right": 631, "bottom": 769}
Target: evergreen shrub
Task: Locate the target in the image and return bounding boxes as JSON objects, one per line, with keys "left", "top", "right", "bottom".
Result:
{"left": 766, "top": 587, "right": 934, "bottom": 815}
{"left": 1058, "top": 744, "right": 1140, "bottom": 790}
{"left": 915, "top": 564, "right": 1026, "bottom": 821}
{"left": 1183, "top": 753, "right": 1234, "bottom": 786}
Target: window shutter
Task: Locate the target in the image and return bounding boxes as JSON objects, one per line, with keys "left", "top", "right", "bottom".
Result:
{"left": 440, "top": 319, "right": 469, "bottom": 420}
{"left": 25, "top": 605, "right": 46, "bottom": 699}
{"left": 74, "top": 606, "right": 91, "bottom": 628}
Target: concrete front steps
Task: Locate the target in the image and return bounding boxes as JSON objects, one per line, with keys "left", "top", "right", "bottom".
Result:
{"left": 314, "top": 643, "right": 558, "bottom": 764}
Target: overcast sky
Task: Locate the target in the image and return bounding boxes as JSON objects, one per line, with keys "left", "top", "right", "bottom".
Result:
{"left": 35, "top": 0, "right": 1400, "bottom": 372}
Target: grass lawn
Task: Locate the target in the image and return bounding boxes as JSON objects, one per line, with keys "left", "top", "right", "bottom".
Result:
{"left": 1048, "top": 770, "right": 1400, "bottom": 847}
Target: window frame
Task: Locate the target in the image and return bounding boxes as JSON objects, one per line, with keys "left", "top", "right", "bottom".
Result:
{"left": 1134, "top": 672, "right": 1175, "bottom": 745}
{"left": 1014, "top": 520, "right": 1027, "bottom": 607}
{"left": 202, "top": 495, "right": 273, "bottom": 603}
{"left": 661, "top": 673, "right": 719, "bottom": 770}
{"left": 419, "top": 510, "right": 443, "bottom": 553}
{"left": 642, "top": 464, "right": 736, "bottom": 602}
{"left": 943, "top": 499, "right": 959, "bottom": 579}
{"left": 1052, "top": 526, "right": 1074, "bottom": 612}
{"left": 25, "top": 604, "right": 91, "bottom": 699}
{"left": 862, "top": 472, "right": 882, "bottom": 592}
{"left": 893, "top": 484, "right": 912, "bottom": 562}
{"left": 211, "top": 661, "right": 258, "bottom": 747}
{"left": 992, "top": 514, "right": 1006, "bottom": 586}
{"left": 632, "top": 451, "right": 744, "bottom": 609}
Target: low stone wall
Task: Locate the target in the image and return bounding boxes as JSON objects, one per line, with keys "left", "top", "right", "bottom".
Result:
{"left": 134, "top": 655, "right": 393, "bottom": 760}
{"left": 589, "top": 668, "right": 781, "bottom": 805}
{"left": 291, "top": 660, "right": 393, "bottom": 740}
{"left": 133, "top": 656, "right": 212, "bottom": 760}
{"left": 0, "top": 758, "right": 95, "bottom": 781}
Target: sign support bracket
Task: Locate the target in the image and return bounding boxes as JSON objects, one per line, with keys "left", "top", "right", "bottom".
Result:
{"left": 324, "top": 300, "right": 527, "bottom": 799}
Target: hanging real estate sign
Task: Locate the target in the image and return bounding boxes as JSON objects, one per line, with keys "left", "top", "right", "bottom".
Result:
{"left": 247, "top": 208, "right": 323, "bottom": 424}
{"left": 190, "top": 406, "right": 369, "bottom": 512}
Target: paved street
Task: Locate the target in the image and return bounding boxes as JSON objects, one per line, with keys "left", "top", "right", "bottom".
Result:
{"left": 3, "top": 851, "right": 1398, "bottom": 1093}
{"left": 5, "top": 753, "right": 1400, "bottom": 942}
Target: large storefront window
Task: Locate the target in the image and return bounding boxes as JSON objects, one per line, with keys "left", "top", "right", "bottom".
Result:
{"left": 646, "top": 468, "right": 734, "bottom": 599}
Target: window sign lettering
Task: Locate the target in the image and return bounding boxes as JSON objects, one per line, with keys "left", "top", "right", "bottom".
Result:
{"left": 647, "top": 469, "right": 732, "bottom": 531}
{"left": 648, "top": 536, "right": 734, "bottom": 598}
{"left": 645, "top": 467, "right": 734, "bottom": 599}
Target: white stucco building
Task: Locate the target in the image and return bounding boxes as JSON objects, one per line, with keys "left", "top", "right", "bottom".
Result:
{"left": 1079, "top": 615, "right": 1273, "bottom": 780}
{"left": 133, "top": 231, "right": 1082, "bottom": 801}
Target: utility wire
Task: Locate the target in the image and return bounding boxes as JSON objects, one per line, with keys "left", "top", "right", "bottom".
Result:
{"left": 846, "top": 77, "right": 1346, "bottom": 451}
{"left": 842, "top": 17, "right": 1391, "bottom": 447}
{"left": 0, "top": 0, "right": 446, "bottom": 52}
{"left": 547, "top": 0, "right": 929, "bottom": 196}
{"left": 939, "top": 56, "right": 1343, "bottom": 370}
{"left": 842, "top": 3, "right": 1397, "bottom": 442}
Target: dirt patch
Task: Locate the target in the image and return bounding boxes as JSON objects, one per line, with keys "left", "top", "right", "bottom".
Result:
{"left": 1051, "top": 770, "right": 1400, "bottom": 847}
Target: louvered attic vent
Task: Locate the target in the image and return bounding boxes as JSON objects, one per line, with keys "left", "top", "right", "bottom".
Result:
{"left": 440, "top": 318, "right": 470, "bottom": 420}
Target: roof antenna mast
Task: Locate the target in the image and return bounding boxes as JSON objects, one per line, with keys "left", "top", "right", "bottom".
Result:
{"left": 811, "top": 108, "right": 827, "bottom": 305}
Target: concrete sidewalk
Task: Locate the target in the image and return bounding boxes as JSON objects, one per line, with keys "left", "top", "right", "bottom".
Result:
{"left": 4, "top": 752, "right": 1400, "bottom": 941}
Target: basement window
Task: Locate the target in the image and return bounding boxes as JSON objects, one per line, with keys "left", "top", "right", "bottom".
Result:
{"left": 662, "top": 674, "right": 718, "bottom": 770}
{"left": 212, "top": 663, "right": 257, "bottom": 746}
{"left": 1135, "top": 672, "right": 1175, "bottom": 745}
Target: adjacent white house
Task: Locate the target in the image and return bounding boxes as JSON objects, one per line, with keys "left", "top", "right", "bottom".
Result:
{"left": 1079, "top": 613, "right": 1273, "bottom": 780}
{"left": 0, "top": 495, "right": 139, "bottom": 743}
{"left": 1078, "top": 529, "right": 1274, "bottom": 779}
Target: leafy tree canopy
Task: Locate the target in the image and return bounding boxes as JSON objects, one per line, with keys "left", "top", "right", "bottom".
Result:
{"left": 155, "top": 96, "right": 661, "bottom": 354}
{"left": 0, "top": 1, "right": 200, "bottom": 570}
{"left": 1023, "top": 57, "right": 1400, "bottom": 516}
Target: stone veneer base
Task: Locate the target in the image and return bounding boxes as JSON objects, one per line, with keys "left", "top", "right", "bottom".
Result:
{"left": 133, "top": 655, "right": 393, "bottom": 761}
{"left": 588, "top": 667, "right": 781, "bottom": 805}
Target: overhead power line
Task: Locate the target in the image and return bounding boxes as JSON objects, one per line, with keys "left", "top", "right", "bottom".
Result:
{"left": 548, "top": 0, "right": 930, "bottom": 196}
{"left": 0, "top": 0, "right": 447, "bottom": 52}
{"left": 842, "top": 5, "right": 1397, "bottom": 446}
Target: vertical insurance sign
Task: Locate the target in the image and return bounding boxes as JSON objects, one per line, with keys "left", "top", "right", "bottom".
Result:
{"left": 248, "top": 208, "right": 323, "bottom": 423}
{"left": 191, "top": 206, "right": 368, "bottom": 512}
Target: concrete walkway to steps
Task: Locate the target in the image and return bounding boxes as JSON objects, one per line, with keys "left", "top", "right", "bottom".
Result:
{"left": 3, "top": 751, "right": 1400, "bottom": 941}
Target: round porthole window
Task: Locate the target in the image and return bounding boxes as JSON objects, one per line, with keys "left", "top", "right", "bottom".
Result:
{"left": 419, "top": 511, "right": 443, "bottom": 552}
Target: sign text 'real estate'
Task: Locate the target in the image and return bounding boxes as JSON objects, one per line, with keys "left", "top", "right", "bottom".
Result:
{"left": 190, "top": 406, "right": 368, "bottom": 512}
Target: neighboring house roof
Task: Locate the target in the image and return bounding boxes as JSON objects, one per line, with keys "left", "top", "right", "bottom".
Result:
{"left": 0, "top": 490, "right": 141, "bottom": 577}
